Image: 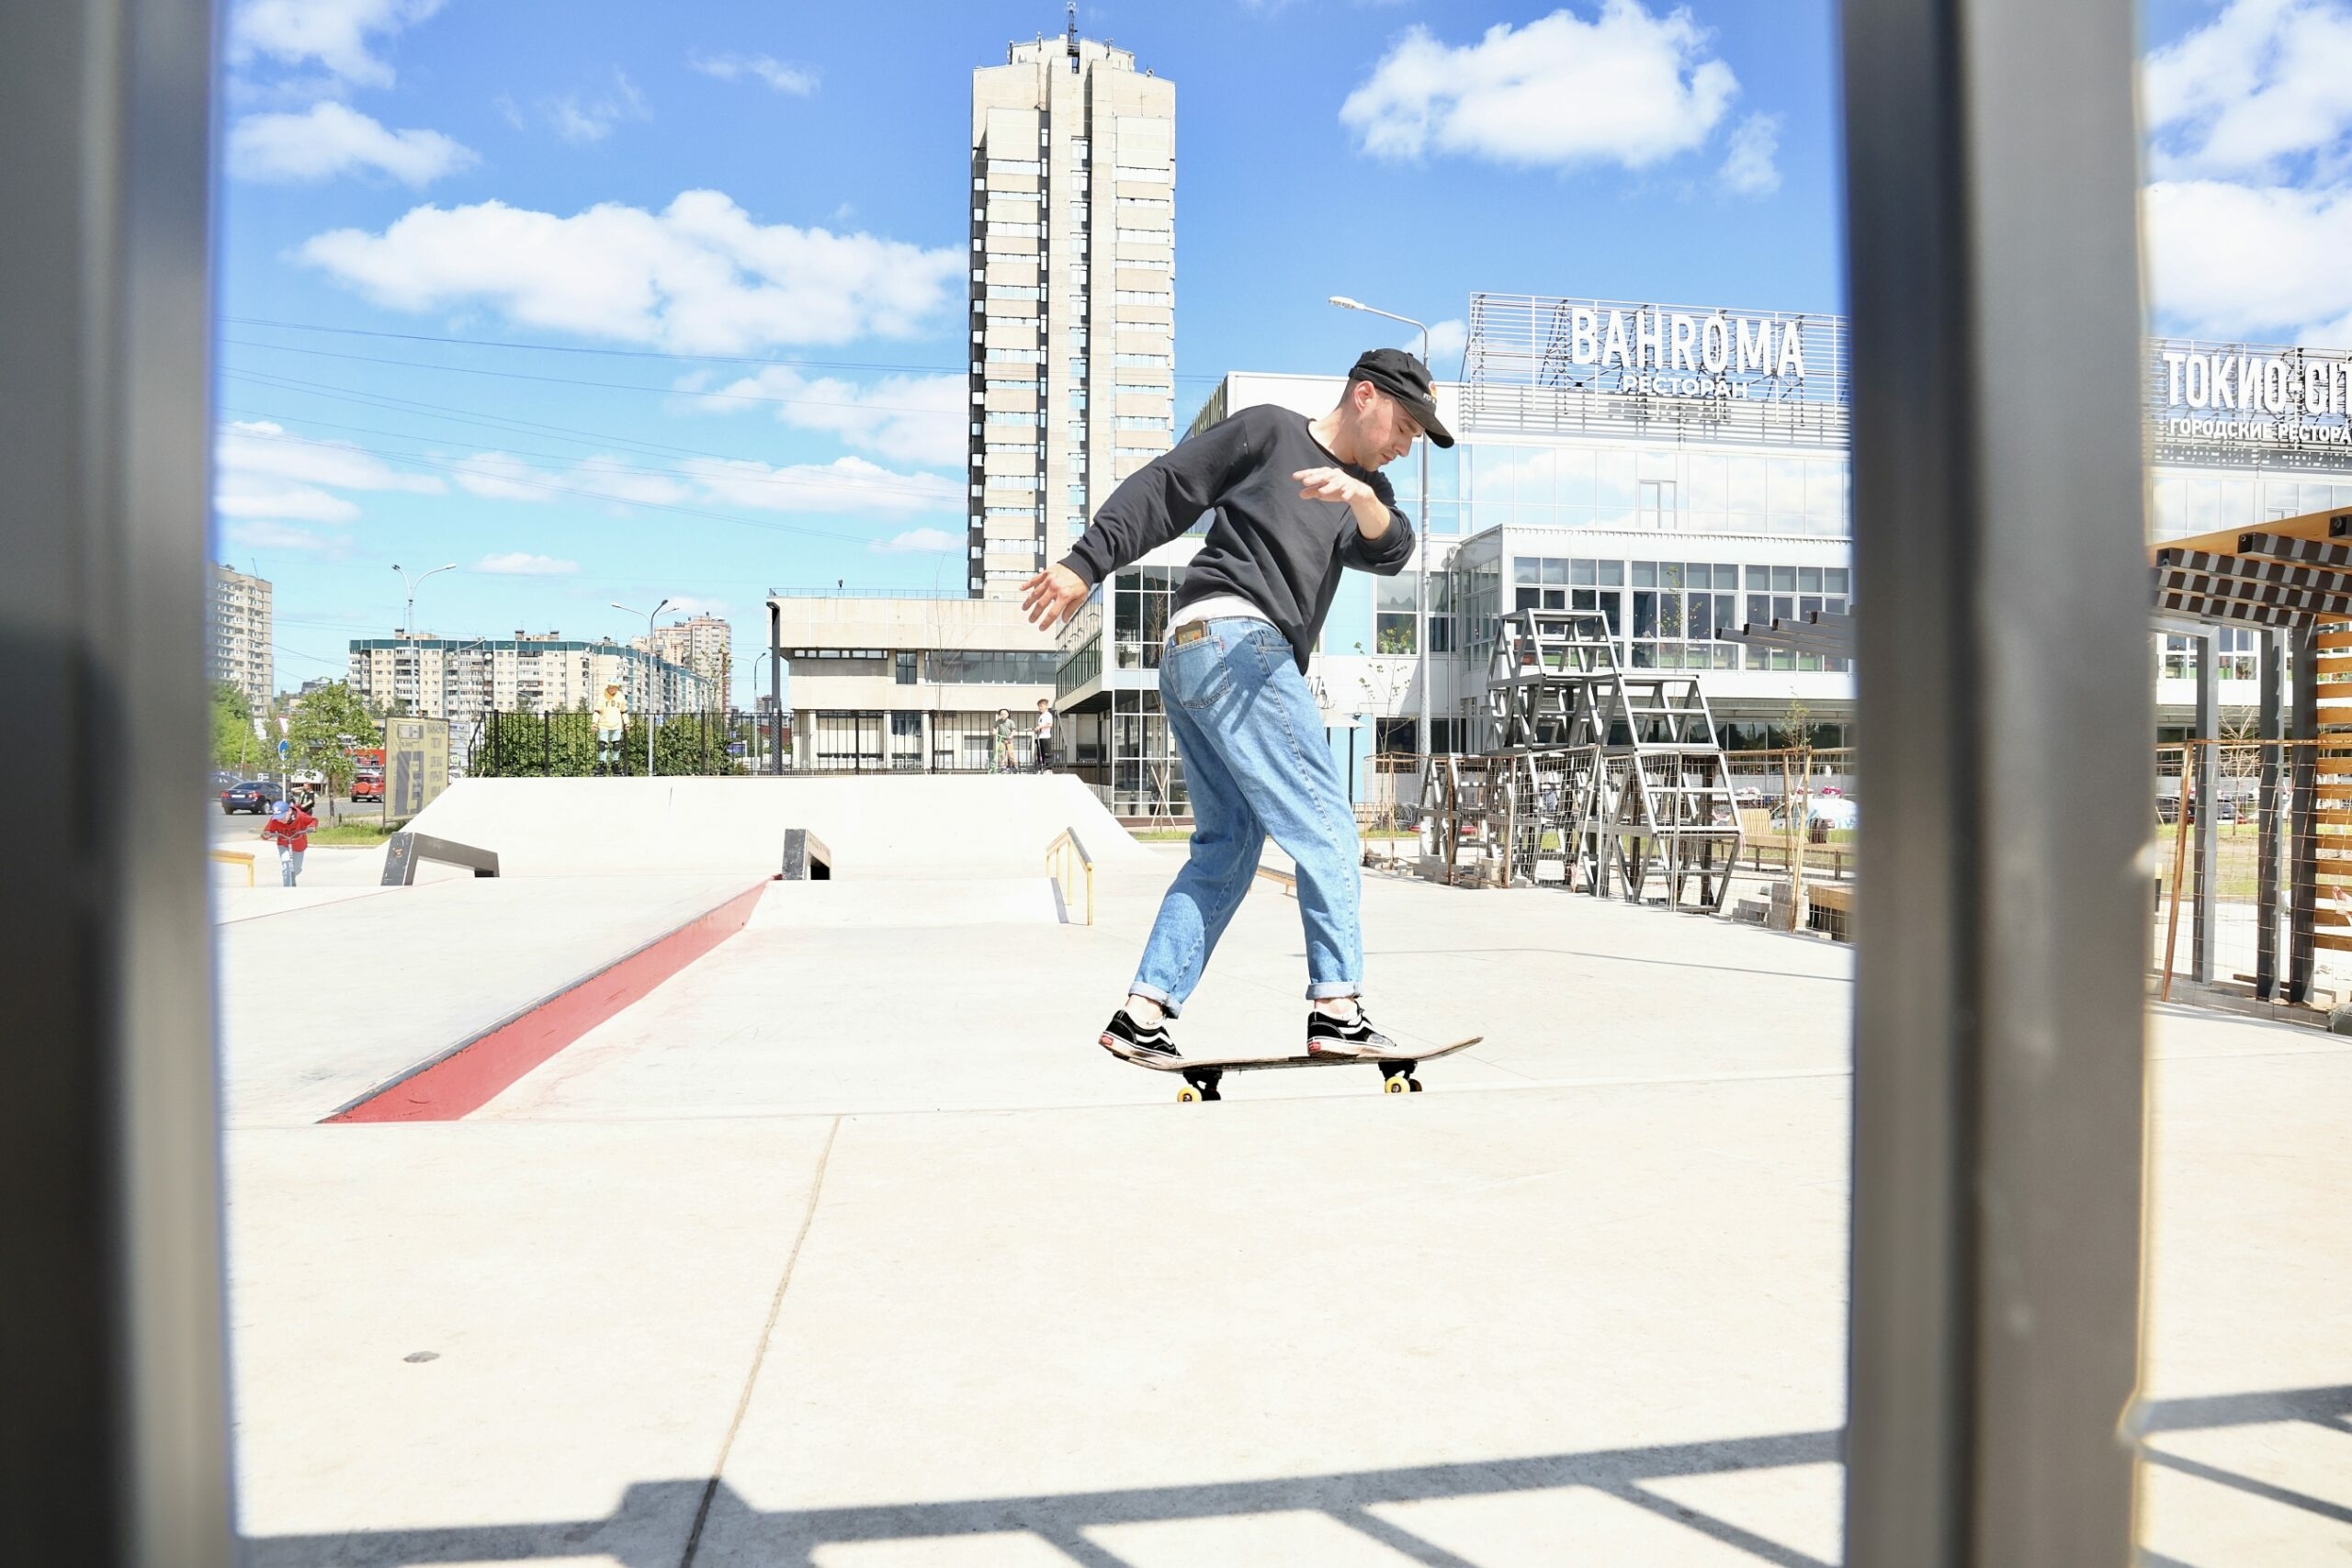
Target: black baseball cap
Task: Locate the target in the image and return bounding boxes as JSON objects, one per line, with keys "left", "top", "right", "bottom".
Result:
{"left": 1346, "top": 346, "right": 1455, "bottom": 448}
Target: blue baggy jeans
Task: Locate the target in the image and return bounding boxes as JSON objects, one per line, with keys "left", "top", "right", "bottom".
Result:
{"left": 1129, "top": 618, "right": 1363, "bottom": 1016}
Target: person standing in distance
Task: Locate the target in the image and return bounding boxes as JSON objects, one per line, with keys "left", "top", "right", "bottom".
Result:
{"left": 1032, "top": 698, "right": 1057, "bottom": 773}
{"left": 1020, "top": 348, "right": 1452, "bottom": 1062}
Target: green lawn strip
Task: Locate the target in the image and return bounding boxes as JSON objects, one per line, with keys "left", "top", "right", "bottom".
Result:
{"left": 304, "top": 819, "right": 408, "bottom": 846}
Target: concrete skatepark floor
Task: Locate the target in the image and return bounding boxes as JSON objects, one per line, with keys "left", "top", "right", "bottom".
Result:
{"left": 216, "top": 778, "right": 2352, "bottom": 1567}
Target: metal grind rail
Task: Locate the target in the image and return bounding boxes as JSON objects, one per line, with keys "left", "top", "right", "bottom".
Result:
{"left": 1046, "top": 828, "right": 1093, "bottom": 926}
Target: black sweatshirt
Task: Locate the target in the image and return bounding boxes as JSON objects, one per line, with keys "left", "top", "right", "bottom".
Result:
{"left": 1058, "top": 403, "right": 1417, "bottom": 674}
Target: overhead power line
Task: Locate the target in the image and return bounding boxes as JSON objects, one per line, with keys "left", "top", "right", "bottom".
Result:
{"left": 222, "top": 402, "right": 959, "bottom": 508}
{"left": 220, "top": 313, "right": 1226, "bottom": 383}
{"left": 218, "top": 422, "right": 910, "bottom": 544}
{"left": 220, "top": 337, "right": 966, "bottom": 416}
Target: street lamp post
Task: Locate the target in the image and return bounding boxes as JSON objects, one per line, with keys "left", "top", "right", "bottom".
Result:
{"left": 390, "top": 561, "right": 457, "bottom": 716}
{"left": 611, "top": 599, "right": 670, "bottom": 777}
{"left": 1328, "top": 298, "right": 1431, "bottom": 772}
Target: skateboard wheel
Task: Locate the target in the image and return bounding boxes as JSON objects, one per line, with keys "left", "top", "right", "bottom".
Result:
{"left": 1177, "top": 1086, "right": 1200, "bottom": 1102}
{"left": 1408, "top": 1077, "right": 1424, "bottom": 1093}
{"left": 1383, "top": 1077, "right": 1408, "bottom": 1095}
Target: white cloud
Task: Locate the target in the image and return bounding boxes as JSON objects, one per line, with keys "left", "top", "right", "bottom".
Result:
{"left": 2143, "top": 0, "right": 2352, "bottom": 180}
{"left": 448, "top": 448, "right": 951, "bottom": 516}
{"left": 684, "top": 367, "right": 966, "bottom": 465}
{"left": 2144, "top": 178, "right": 2352, "bottom": 341}
{"left": 212, "top": 420, "right": 442, "bottom": 525}
{"left": 680, "top": 455, "right": 962, "bottom": 514}
{"left": 548, "top": 72, "right": 650, "bottom": 145}
{"left": 227, "top": 0, "right": 445, "bottom": 90}
{"left": 874, "top": 527, "right": 962, "bottom": 554}
{"left": 1340, "top": 4, "right": 1738, "bottom": 170}
{"left": 450, "top": 451, "right": 690, "bottom": 506}
{"left": 225, "top": 520, "right": 342, "bottom": 551}
{"left": 2139, "top": 0, "right": 2352, "bottom": 343}
{"left": 215, "top": 477, "right": 362, "bottom": 524}
{"left": 300, "top": 191, "right": 965, "bottom": 352}
{"left": 1423, "top": 319, "right": 1468, "bottom": 367}
{"left": 690, "top": 52, "right": 819, "bottom": 95}
{"left": 475, "top": 551, "right": 580, "bottom": 576}
{"left": 229, "top": 101, "right": 476, "bottom": 186}
{"left": 1718, "top": 112, "right": 1781, "bottom": 196}
{"left": 218, "top": 420, "right": 446, "bottom": 495}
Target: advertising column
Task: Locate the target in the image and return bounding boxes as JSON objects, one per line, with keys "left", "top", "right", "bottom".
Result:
{"left": 384, "top": 716, "right": 450, "bottom": 821}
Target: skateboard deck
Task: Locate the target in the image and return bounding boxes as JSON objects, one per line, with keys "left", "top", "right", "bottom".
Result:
{"left": 1104, "top": 1036, "right": 1482, "bottom": 1100}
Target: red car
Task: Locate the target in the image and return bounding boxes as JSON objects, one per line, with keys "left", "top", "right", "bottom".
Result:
{"left": 351, "top": 772, "right": 383, "bottom": 803}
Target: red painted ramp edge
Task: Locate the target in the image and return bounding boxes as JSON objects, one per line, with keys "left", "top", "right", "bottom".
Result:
{"left": 325, "top": 879, "right": 769, "bottom": 1123}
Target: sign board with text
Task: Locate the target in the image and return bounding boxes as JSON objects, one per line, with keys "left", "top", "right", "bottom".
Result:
{"left": 383, "top": 717, "right": 449, "bottom": 823}
{"left": 2148, "top": 337, "right": 2352, "bottom": 469}
{"left": 1463, "top": 293, "right": 2352, "bottom": 477}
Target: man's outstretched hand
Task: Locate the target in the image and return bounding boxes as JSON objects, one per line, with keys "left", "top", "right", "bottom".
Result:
{"left": 1295, "top": 466, "right": 1393, "bottom": 539}
{"left": 1021, "top": 563, "right": 1090, "bottom": 628}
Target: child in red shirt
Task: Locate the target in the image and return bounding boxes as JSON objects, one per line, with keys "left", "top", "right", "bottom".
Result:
{"left": 261, "top": 794, "right": 318, "bottom": 886}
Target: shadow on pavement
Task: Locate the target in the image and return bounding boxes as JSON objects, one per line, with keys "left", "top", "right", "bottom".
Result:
{"left": 239, "top": 1383, "right": 2352, "bottom": 1568}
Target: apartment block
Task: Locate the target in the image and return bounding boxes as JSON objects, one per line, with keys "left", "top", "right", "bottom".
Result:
{"left": 635, "top": 614, "right": 734, "bottom": 694}
{"left": 347, "top": 630, "right": 718, "bottom": 726}
{"left": 967, "top": 20, "right": 1176, "bottom": 598}
{"left": 209, "top": 563, "right": 273, "bottom": 710}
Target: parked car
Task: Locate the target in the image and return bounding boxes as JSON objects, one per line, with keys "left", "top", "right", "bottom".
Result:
{"left": 351, "top": 772, "right": 383, "bottom": 803}
{"left": 220, "top": 779, "right": 277, "bottom": 815}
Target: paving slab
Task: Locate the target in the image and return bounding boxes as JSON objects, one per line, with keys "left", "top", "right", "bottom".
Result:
{"left": 481, "top": 870, "right": 1854, "bottom": 1122}
{"left": 695, "top": 1078, "right": 1849, "bottom": 1564}
{"left": 218, "top": 873, "right": 762, "bottom": 1125}
{"left": 220, "top": 856, "right": 2352, "bottom": 1566}
{"left": 227, "top": 1118, "right": 835, "bottom": 1566}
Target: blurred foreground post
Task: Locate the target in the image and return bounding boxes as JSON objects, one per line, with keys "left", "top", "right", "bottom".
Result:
{"left": 0, "top": 1, "right": 234, "bottom": 1562}
{"left": 1840, "top": 0, "right": 2151, "bottom": 1562}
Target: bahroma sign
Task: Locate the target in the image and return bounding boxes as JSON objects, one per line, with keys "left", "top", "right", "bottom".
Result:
{"left": 1465, "top": 294, "right": 2352, "bottom": 466}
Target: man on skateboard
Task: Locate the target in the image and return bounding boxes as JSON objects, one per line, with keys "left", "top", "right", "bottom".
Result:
{"left": 1020, "top": 347, "right": 1452, "bottom": 1064}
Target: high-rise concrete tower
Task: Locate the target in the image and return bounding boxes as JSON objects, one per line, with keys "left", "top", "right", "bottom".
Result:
{"left": 967, "top": 16, "right": 1175, "bottom": 597}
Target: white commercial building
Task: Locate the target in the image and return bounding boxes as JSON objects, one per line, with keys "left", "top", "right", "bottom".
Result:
{"left": 771, "top": 594, "right": 1060, "bottom": 772}
{"left": 967, "top": 19, "right": 1175, "bottom": 597}
{"left": 209, "top": 562, "right": 273, "bottom": 710}
{"left": 775, "top": 290, "right": 2352, "bottom": 817}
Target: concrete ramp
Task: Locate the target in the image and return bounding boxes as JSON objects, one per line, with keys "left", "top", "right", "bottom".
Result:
{"left": 401, "top": 773, "right": 1155, "bottom": 877}
{"left": 751, "top": 877, "right": 1060, "bottom": 930}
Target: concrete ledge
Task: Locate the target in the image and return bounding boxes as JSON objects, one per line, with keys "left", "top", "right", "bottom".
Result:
{"left": 381, "top": 830, "right": 501, "bottom": 886}
{"left": 324, "top": 878, "right": 769, "bottom": 1123}
{"left": 780, "top": 828, "right": 831, "bottom": 881}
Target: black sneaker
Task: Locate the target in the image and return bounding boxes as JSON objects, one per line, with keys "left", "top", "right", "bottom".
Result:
{"left": 1100, "top": 1007, "right": 1179, "bottom": 1063}
{"left": 1306, "top": 1002, "right": 1400, "bottom": 1057}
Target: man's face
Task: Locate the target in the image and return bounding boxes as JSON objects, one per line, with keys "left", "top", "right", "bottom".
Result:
{"left": 1351, "top": 382, "right": 1423, "bottom": 469}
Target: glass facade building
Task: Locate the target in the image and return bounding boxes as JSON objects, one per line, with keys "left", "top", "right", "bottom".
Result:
{"left": 1043, "top": 295, "right": 2352, "bottom": 813}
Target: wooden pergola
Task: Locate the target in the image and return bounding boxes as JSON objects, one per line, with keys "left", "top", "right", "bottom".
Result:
{"left": 2151, "top": 502, "right": 2352, "bottom": 999}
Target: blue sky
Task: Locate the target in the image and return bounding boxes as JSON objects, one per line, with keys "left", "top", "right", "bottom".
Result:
{"left": 214, "top": 0, "right": 2352, "bottom": 703}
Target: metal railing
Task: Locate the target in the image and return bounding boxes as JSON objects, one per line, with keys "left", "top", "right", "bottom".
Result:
{"left": 1046, "top": 828, "right": 1093, "bottom": 926}
{"left": 466, "top": 708, "right": 748, "bottom": 778}
{"left": 209, "top": 848, "right": 254, "bottom": 887}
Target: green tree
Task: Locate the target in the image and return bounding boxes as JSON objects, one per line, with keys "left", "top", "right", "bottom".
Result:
{"left": 211, "top": 682, "right": 259, "bottom": 773}
{"left": 287, "top": 682, "right": 382, "bottom": 797}
{"left": 648, "top": 711, "right": 741, "bottom": 775}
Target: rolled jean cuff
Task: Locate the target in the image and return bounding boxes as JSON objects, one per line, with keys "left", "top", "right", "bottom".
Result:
{"left": 1306, "top": 981, "right": 1361, "bottom": 1001}
{"left": 1127, "top": 980, "right": 1182, "bottom": 1019}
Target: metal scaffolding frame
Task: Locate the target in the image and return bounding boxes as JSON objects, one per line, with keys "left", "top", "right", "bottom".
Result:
{"left": 1415, "top": 610, "right": 1741, "bottom": 908}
